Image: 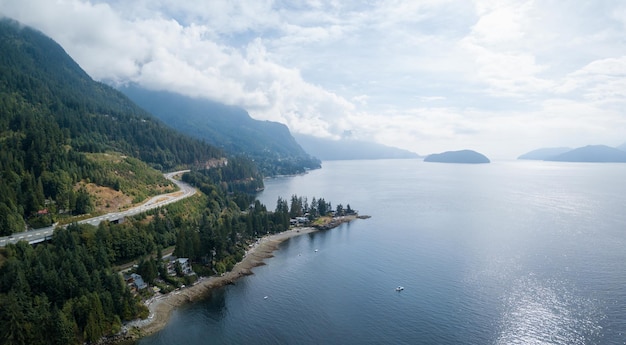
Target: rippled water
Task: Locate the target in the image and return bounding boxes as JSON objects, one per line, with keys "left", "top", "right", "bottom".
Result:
{"left": 139, "top": 160, "right": 626, "bottom": 344}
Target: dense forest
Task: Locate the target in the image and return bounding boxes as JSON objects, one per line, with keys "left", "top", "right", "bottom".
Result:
{"left": 0, "top": 19, "right": 226, "bottom": 234}
{"left": 0, "top": 18, "right": 343, "bottom": 345}
{"left": 0, "top": 225, "right": 147, "bottom": 344}
{"left": 173, "top": 170, "right": 340, "bottom": 276}
{"left": 121, "top": 85, "right": 322, "bottom": 176}
{"left": 0, "top": 163, "right": 340, "bottom": 344}
{"left": 182, "top": 156, "right": 264, "bottom": 194}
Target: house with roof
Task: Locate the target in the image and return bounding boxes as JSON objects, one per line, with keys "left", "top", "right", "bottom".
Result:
{"left": 124, "top": 273, "right": 148, "bottom": 292}
{"left": 167, "top": 257, "right": 194, "bottom": 276}
{"left": 290, "top": 216, "right": 309, "bottom": 226}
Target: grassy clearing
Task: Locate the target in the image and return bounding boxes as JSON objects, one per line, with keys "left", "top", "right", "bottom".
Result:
{"left": 85, "top": 152, "right": 177, "bottom": 206}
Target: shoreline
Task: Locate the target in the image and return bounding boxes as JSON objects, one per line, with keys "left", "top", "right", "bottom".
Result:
{"left": 115, "top": 215, "right": 362, "bottom": 343}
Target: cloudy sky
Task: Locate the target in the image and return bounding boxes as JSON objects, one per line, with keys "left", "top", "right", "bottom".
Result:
{"left": 2, "top": 0, "right": 626, "bottom": 158}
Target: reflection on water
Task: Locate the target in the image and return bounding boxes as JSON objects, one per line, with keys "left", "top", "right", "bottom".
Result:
{"left": 497, "top": 276, "right": 603, "bottom": 345}
{"left": 139, "top": 160, "right": 626, "bottom": 345}
{"left": 201, "top": 289, "right": 228, "bottom": 322}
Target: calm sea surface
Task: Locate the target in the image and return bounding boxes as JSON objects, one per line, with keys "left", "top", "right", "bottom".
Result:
{"left": 139, "top": 159, "right": 626, "bottom": 345}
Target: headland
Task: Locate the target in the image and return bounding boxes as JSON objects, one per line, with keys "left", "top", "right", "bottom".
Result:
{"left": 108, "top": 215, "right": 363, "bottom": 344}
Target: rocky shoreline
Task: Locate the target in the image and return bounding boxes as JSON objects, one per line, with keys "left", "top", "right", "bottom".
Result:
{"left": 101, "top": 214, "right": 366, "bottom": 344}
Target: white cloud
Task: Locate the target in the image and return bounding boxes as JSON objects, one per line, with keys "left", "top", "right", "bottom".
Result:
{"left": 1, "top": 0, "right": 626, "bottom": 158}
{"left": 556, "top": 56, "right": 626, "bottom": 110}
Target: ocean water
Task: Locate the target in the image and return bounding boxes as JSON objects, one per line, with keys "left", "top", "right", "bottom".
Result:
{"left": 139, "top": 159, "right": 626, "bottom": 345}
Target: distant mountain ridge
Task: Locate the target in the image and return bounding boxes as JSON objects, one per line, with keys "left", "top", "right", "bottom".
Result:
{"left": 424, "top": 150, "right": 490, "bottom": 164}
{"left": 518, "top": 147, "right": 572, "bottom": 160}
{"left": 549, "top": 145, "right": 626, "bottom": 162}
{"left": 519, "top": 145, "right": 626, "bottom": 162}
{"left": 120, "top": 86, "right": 321, "bottom": 176}
{"left": 294, "top": 134, "right": 420, "bottom": 160}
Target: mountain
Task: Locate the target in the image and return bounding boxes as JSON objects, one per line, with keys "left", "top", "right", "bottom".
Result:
{"left": 518, "top": 147, "right": 572, "bottom": 160}
{"left": 0, "top": 18, "right": 294, "bottom": 345}
{"left": 120, "top": 85, "right": 321, "bottom": 176}
{"left": 546, "top": 145, "right": 626, "bottom": 162}
{"left": 424, "top": 150, "right": 490, "bottom": 164}
{"left": 0, "top": 18, "right": 228, "bottom": 233}
{"left": 617, "top": 142, "right": 626, "bottom": 152}
{"left": 0, "top": 19, "right": 221, "bottom": 168}
{"left": 293, "top": 134, "right": 420, "bottom": 160}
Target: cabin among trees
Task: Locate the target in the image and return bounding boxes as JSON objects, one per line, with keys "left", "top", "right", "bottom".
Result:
{"left": 167, "top": 257, "right": 193, "bottom": 276}
{"left": 124, "top": 273, "right": 148, "bottom": 292}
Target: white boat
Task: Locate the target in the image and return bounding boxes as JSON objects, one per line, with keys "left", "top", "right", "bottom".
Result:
{"left": 395, "top": 286, "right": 404, "bottom": 291}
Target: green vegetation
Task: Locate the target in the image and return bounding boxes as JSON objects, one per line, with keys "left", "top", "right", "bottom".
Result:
{"left": 0, "top": 225, "right": 146, "bottom": 345}
{"left": 182, "top": 156, "right": 264, "bottom": 194}
{"left": 173, "top": 169, "right": 289, "bottom": 271}
{"left": 173, "top": 171, "right": 344, "bottom": 276}
{"left": 0, "top": 190, "right": 206, "bottom": 344}
{"left": 0, "top": 18, "right": 356, "bottom": 345}
{"left": 0, "top": 19, "right": 223, "bottom": 234}
{"left": 84, "top": 153, "right": 176, "bottom": 203}
{"left": 121, "top": 85, "right": 322, "bottom": 176}
{"left": 0, "top": 161, "right": 348, "bottom": 345}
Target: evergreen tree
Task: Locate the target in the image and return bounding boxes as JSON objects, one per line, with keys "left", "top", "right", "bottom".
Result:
{"left": 73, "top": 187, "right": 92, "bottom": 215}
{"left": 0, "top": 290, "right": 30, "bottom": 345}
{"left": 137, "top": 258, "right": 158, "bottom": 285}
{"left": 50, "top": 307, "right": 75, "bottom": 345}
{"left": 336, "top": 204, "right": 344, "bottom": 216}
{"left": 289, "top": 194, "right": 303, "bottom": 218}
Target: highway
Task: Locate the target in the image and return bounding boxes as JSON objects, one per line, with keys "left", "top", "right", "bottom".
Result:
{"left": 0, "top": 170, "right": 195, "bottom": 246}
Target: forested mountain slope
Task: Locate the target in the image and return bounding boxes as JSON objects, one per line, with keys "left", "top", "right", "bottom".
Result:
{"left": 120, "top": 85, "right": 321, "bottom": 176}
{"left": 0, "top": 18, "right": 293, "bottom": 345}
{"left": 0, "top": 18, "right": 224, "bottom": 234}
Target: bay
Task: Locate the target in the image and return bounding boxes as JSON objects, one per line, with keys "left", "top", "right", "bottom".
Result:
{"left": 139, "top": 159, "right": 626, "bottom": 344}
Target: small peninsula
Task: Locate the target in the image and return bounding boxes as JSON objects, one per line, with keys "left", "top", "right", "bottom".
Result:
{"left": 424, "top": 150, "right": 490, "bottom": 164}
{"left": 113, "top": 214, "right": 366, "bottom": 344}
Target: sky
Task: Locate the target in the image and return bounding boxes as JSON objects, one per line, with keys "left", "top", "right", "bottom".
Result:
{"left": 2, "top": 0, "right": 626, "bottom": 159}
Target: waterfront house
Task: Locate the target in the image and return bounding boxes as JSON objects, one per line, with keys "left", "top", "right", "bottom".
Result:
{"left": 124, "top": 273, "right": 148, "bottom": 292}
{"left": 167, "top": 257, "right": 194, "bottom": 276}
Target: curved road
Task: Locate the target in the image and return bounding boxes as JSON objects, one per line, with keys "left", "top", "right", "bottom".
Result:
{"left": 0, "top": 170, "right": 195, "bottom": 246}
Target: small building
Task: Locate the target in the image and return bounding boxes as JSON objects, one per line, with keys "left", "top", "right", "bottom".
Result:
{"left": 124, "top": 273, "right": 148, "bottom": 291}
{"left": 131, "top": 273, "right": 147, "bottom": 290}
{"left": 291, "top": 217, "right": 309, "bottom": 226}
{"left": 167, "top": 257, "right": 194, "bottom": 276}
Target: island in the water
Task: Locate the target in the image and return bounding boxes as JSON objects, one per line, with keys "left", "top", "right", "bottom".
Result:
{"left": 518, "top": 145, "right": 626, "bottom": 162}
{"left": 424, "top": 150, "right": 490, "bottom": 164}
